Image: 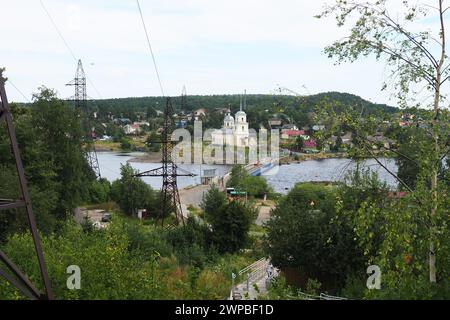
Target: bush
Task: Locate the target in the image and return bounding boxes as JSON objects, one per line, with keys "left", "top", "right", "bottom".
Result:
{"left": 0, "top": 217, "right": 233, "bottom": 300}
{"left": 201, "top": 186, "right": 227, "bottom": 219}
{"left": 211, "top": 201, "right": 258, "bottom": 253}
{"left": 227, "top": 165, "right": 272, "bottom": 199}
{"left": 89, "top": 178, "right": 111, "bottom": 204}
{"left": 109, "top": 164, "right": 157, "bottom": 216}
{"left": 165, "top": 217, "right": 214, "bottom": 267}
{"left": 241, "top": 176, "right": 271, "bottom": 198}
{"left": 265, "top": 183, "right": 364, "bottom": 292}
{"left": 120, "top": 137, "right": 132, "bottom": 151}
{"left": 0, "top": 220, "right": 155, "bottom": 299}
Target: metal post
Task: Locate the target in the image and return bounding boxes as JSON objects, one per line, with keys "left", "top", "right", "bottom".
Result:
{"left": 246, "top": 273, "right": 250, "bottom": 292}
{"left": 231, "top": 272, "right": 236, "bottom": 297}
{"left": 0, "top": 70, "right": 53, "bottom": 300}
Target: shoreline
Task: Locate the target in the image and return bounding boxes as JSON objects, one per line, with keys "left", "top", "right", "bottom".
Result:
{"left": 111, "top": 150, "right": 396, "bottom": 165}
{"left": 127, "top": 151, "right": 163, "bottom": 163}
{"left": 280, "top": 152, "right": 348, "bottom": 164}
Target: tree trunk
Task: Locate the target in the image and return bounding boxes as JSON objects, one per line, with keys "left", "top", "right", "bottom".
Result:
{"left": 429, "top": 0, "right": 446, "bottom": 284}
{"left": 430, "top": 83, "right": 440, "bottom": 283}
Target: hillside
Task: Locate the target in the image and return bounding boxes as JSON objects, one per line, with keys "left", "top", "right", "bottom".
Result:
{"left": 86, "top": 92, "right": 397, "bottom": 119}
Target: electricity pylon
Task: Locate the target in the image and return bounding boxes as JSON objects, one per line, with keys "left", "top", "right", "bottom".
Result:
{"left": 0, "top": 69, "right": 53, "bottom": 300}
{"left": 135, "top": 97, "right": 195, "bottom": 226}
{"left": 66, "top": 60, "right": 101, "bottom": 179}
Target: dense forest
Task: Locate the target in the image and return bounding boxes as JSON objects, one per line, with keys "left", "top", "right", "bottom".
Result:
{"left": 80, "top": 92, "right": 397, "bottom": 122}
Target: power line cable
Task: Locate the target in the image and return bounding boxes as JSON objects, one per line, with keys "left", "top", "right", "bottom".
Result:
{"left": 136, "top": 0, "right": 165, "bottom": 97}
{"left": 39, "top": 0, "right": 77, "bottom": 61}
{"left": 39, "top": 0, "right": 103, "bottom": 99}
{"left": 7, "top": 80, "right": 31, "bottom": 103}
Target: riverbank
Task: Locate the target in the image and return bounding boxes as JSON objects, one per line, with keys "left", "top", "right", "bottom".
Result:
{"left": 280, "top": 152, "right": 349, "bottom": 164}
{"left": 128, "top": 151, "right": 162, "bottom": 163}
{"left": 128, "top": 153, "right": 398, "bottom": 165}
{"left": 95, "top": 136, "right": 148, "bottom": 152}
{"left": 280, "top": 151, "right": 399, "bottom": 165}
{"left": 95, "top": 141, "right": 122, "bottom": 152}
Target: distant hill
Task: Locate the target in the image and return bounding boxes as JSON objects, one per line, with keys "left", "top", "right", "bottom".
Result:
{"left": 86, "top": 92, "right": 397, "bottom": 119}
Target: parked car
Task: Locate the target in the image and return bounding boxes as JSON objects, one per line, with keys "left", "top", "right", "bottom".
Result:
{"left": 101, "top": 212, "right": 112, "bottom": 222}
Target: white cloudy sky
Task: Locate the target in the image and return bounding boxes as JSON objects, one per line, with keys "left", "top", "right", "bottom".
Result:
{"left": 0, "top": 0, "right": 443, "bottom": 104}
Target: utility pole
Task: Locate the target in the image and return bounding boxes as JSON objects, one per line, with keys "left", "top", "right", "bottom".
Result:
{"left": 181, "top": 85, "right": 188, "bottom": 113}
{"left": 0, "top": 69, "right": 53, "bottom": 300}
{"left": 66, "top": 59, "right": 101, "bottom": 179}
{"left": 135, "top": 97, "right": 195, "bottom": 226}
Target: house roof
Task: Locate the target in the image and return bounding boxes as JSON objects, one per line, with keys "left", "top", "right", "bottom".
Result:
{"left": 312, "top": 125, "right": 325, "bottom": 131}
{"left": 283, "top": 130, "right": 305, "bottom": 136}
{"left": 269, "top": 119, "right": 282, "bottom": 125}
{"left": 387, "top": 191, "right": 408, "bottom": 199}
{"left": 125, "top": 124, "right": 140, "bottom": 130}
{"left": 303, "top": 140, "right": 317, "bottom": 148}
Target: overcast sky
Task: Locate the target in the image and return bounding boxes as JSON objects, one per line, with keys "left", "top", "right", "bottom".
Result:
{"left": 0, "top": 0, "right": 442, "bottom": 105}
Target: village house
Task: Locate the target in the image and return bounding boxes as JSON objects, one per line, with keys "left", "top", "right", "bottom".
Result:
{"left": 176, "top": 119, "right": 188, "bottom": 129}
{"left": 214, "top": 107, "right": 231, "bottom": 115}
{"left": 328, "top": 132, "right": 354, "bottom": 148}
{"left": 281, "top": 124, "right": 299, "bottom": 131}
{"left": 113, "top": 118, "right": 132, "bottom": 126}
{"left": 194, "top": 108, "right": 207, "bottom": 121}
{"left": 123, "top": 123, "right": 142, "bottom": 135}
{"left": 268, "top": 118, "right": 283, "bottom": 130}
{"left": 367, "top": 133, "right": 395, "bottom": 149}
{"left": 134, "top": 121, "right": 150, "bottom": 127}
{"left": 281, "top": 129, "right": 310, "bottom": 140}
{"left": 312, "top": 125, "right": 326, "bottom": 131}
{"left": 399, "top": 121, "right": 411, "bottom": 127}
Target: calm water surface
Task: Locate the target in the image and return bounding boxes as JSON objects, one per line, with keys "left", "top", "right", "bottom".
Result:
{"left": 263, "top": 158, "right": 398, "bottom": 194}
{"left": 96, "top": 152, "right": 398, "bottom": 193}
{"left": 96, "top": 152, "right": 230, "bottom": 189}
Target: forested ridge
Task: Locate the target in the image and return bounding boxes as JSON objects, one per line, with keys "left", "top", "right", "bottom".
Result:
{"left": 79, "top": 91, "right": 397, "bottom": 117}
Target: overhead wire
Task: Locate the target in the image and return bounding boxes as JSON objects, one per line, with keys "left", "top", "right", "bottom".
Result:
{"left": 39, "top": 0, "right": 103, "bottom": 99}
{"left": 7, "top": 80, "right": 31, "bottom": 103}
{"left": 136, "top": 0, "right": 165, "bottom": 97}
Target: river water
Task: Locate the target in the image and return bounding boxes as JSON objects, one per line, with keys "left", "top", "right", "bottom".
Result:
{"left": 96, "top": 152, "right": 230, "bottom": 190}
{"left": 263, "top": 158, "right": 398, "bottom": 194}
{"left": 96, "top": 152, "right": 398, "bottom": 194}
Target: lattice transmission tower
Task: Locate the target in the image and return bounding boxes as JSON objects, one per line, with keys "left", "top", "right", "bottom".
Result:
{"left": 66, "top": 60, "right": 101, "bottom": 179}
{"left": 135, "top": 97, "right": 195, "bottom": 226}
{"left": 0, "top": 70, "right": 53, "bottom": 300}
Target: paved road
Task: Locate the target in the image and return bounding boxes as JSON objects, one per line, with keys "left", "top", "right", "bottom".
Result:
{"left": 179, "top": 184, "right": 212, "bottom": 208}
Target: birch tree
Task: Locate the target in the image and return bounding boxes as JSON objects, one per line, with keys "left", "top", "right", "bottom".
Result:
{"left": 318, "top": 0, "right": 450, "bottom": 284}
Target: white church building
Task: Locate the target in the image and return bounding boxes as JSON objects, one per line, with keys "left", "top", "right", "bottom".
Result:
{"left": 211, "top": 94, "right": 249, "bottom": 148}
